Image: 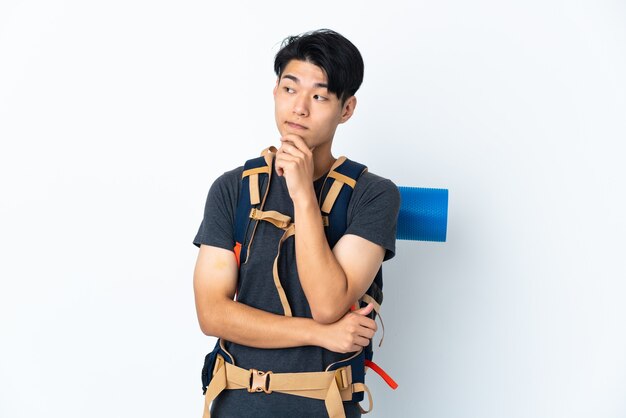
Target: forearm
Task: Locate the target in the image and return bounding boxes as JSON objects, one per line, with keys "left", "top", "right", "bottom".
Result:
{"left": 274, "top": 136, "right": 371, "bottom": 323}
{"left": 293, "top": 193, "right": 352, "bottom": 323}
{"left": 199, "top": 296, "right": 325, "bottom": 349}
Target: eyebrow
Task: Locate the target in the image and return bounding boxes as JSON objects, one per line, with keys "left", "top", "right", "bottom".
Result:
{"left": 281, "top": 74, "right": 328, "bottom": 89}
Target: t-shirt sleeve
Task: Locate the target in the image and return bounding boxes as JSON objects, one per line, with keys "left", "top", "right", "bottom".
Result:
{"left": 345, "top": 176, "right": 400, "bottom": 261}
{"left": 192, "top": 168, "right": 242, "bottom": 251}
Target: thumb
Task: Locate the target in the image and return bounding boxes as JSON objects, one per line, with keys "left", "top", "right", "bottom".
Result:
{"left": 354, "top": 303, "right": 374, "bottom": 316}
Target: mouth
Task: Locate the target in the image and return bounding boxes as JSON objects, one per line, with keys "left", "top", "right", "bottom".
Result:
{"left": 285, "top": 121, "right": 308, "bottom": 130}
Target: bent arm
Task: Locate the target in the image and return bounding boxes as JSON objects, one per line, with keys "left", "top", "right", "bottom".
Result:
{"left": 294, "top": 198, "right": 385, "bottom": 324}
{"left": 193, "top": 244, "right": 377, "bottom": 352}
{"left": 274, "top": 136, "right": 395, "bottom": 325}
{"left": 193, "top": 244, "right": 321, "bottom": 348}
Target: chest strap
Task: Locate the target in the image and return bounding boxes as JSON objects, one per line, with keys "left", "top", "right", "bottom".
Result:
{"left": 249, "top": 208, "right": 295, "bottom": 317}
{"left": 203, "top": 354, "right": 371, "bottom": 418}
{"left": 249, "top": 207, "right": 333, "bottom": 318}
{"left": 239, "top": 151, "right": 368, "bottom": 315}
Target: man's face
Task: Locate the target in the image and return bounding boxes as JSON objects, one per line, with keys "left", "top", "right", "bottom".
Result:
{"left": 273, "top": 60, "right": 355, "bottom": 152}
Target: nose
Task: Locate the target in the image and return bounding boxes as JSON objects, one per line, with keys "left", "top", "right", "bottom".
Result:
{"left": 293, "top": 96, "right": 309, "bottom": 117}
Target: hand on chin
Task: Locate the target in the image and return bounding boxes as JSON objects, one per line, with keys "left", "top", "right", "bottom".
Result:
{"left": 275, "top": 135, "right": 316, "bottom": 202}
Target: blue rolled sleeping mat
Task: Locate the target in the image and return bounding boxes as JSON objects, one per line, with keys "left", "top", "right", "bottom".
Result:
{"left": 396, "top": 187, "right": 448, "bottom": 242}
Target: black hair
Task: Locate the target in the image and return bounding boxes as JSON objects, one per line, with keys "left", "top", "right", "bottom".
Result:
{"left": 274, "top": 29, "right": 364, "bottom": 104}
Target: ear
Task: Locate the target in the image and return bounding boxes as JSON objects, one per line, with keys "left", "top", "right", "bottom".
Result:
{"left": 339, "top": 96, "right": 357, "bottom": 124}
{"left": 273, "top": 78, "right": 279, "bottom": 97}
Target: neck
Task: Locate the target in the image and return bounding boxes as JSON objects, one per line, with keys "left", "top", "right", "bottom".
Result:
{"left": 312, "top": 144, "right": 336, "bottom": 180}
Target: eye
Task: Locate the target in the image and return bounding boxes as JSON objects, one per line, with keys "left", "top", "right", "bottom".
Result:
{"left": 284, "top": 87, "right": 295, "bottom": 93}
{"left": 313, "top": 94, "right": 327, "bottom": 101}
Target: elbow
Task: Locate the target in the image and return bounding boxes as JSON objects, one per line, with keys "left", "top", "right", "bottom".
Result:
{"left": 198, "top": 313, "right": 217, "bottom": 337}
{"left": 309, "top": 287, "right": 352, "bottom": 324}
{"left": 310, "top": 304, "right": 345, "bottom": 324}
{"left": 198, "top": 318, "right": 215, "bottom": 337}
{"left": 197, "top": 299, "right": 226, "bottom": 337}
{"left": 309, "top": 282, "right": 351, "bottom": 324}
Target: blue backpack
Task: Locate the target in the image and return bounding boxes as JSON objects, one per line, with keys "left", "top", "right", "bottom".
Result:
{"left": 201, "top": 147, "right": 396, "bottom": 411}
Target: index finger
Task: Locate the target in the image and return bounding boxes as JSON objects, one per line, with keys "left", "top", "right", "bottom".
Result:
{"left": 280, "top": 134, "right": 312, "bottom": 152}
{"left": 359, "top": 316, "right": 377, "bottom": 332}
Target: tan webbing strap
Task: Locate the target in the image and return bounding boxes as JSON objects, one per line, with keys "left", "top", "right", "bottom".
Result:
{"left": 317, "top": 156, "right": 346, "bottom": 210}
{"left": 375, "top": 312, "right": 385, "bottom": 348}
{"left": 325, "top": 377, "right": 346, "bottom": 418}
{"left": 329, "top": 156, "right": 347, "bottom": 173}
{"left": 247, "top": 149, "right": 295, "bottom": 315}
{"left": 353, "top": 383, "right": 373, "bottom": 414}
{"left": 203, "top": 354, "right": 360, "bottom": 418}
{"left": 260, "top": 145, "right": 278, "bottom": 157}
{"left": 242, "top": 166, "right": 272, "bottom": 206}
{"left": 249, "top": 208, "right": 292, "bottom": 229}
{"left": 360, "top": 294, "right": 385, "bottom": 347}
{"left": 218, "top": 338, "right": 235, "bottom": 364}
{"left": 320, "top": 156, "right": 355, "bottom": 215}
{"left": 360, "top": 294, "right": 381, "bottom": 312}
{"left": 262, "top": 149, "right": 276, "bottom": 178}
{"left": 321, "top": 179, "right": 344, "bottom": 214}
{"left": 242, "top": 166, "right": 271, "bottom": 178}
{"left": 247, "top": 198, "right": 294, "bottom": 317}
{"left": 242, "top": 166, "right": 271, "bottom": 207}
{"left": 272, "top": 224, "right": 295, "bottom": 316}
{"left": 243, "top": 152, "right": 275, "bottom": 264}
{"left": 249, "top": 174, "right": 260, "bottom": 205}
{"left": 203, "top": 356, "right": 226, "bottom": 418}
{"left": 327, "top": 171, "right": 357, "bottom": 189}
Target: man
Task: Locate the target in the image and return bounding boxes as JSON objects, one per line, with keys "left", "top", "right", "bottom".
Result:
{"left": 193, "top": 29, "right": 400, "bottom": 417}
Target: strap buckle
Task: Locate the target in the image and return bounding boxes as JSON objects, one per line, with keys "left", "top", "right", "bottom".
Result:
{"left": 212, "top": 355, "right": 225, "bottom": 377}
{"left": 334, "top": 366, "right": 350, "bottom": 390}
{"left": 248, "top": 369, "right": 272, "bottom": 394}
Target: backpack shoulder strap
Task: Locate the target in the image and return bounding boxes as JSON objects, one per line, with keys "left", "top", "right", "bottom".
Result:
{"left": 320, "top": 157, "right": 386, "bottom": 345}
{"left": 234, "top": 147, "right": 277, "bottom": 265}
{"left": 319, "top": 156, "right": 368, "bottom": 248}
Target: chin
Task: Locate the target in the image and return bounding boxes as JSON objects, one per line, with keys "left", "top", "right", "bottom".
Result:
{"left": 283, "top": 130, "right": 310, "bottom": 143}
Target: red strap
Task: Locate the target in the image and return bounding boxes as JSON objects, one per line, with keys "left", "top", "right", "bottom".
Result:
{"left": 233, "top": 243, "right": 242, "bottom": 301}
{"left": 233, "top": 242, "right": 242, "bottom": 268}
{"left": 365, "top": 359, "right": 398, "bottom": 390}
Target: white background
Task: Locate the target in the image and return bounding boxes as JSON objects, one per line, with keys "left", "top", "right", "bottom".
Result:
{"left": 1, "top": 1, "right": 625, "bottom": 417}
